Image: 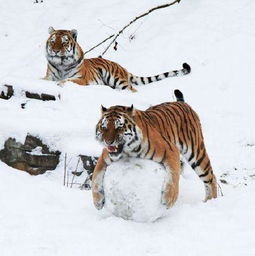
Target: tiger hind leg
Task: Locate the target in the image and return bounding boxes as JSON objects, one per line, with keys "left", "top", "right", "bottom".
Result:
{"left": 119, "top": 82, "right": 137, "bottom": 92}
{"left": 100, "top": 70, "right": 137, "bottom": 92}
{"left": 160, "top": 148, "right": 181, "bottom": 208}
{"left": 129, "top": 86, "right": 137, "bottom": 92}
{"left": 183, "top": 144, "right": 217, "bottom": 201}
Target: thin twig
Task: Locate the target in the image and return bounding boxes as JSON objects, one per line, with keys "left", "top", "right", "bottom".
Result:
{"left": 97, "top": 19, "right": 116, "bottom": 31}
{"left": 67, "top": 156, "right": 73, "bottom": 167}
{"left": 100, "top": 0, "right": 181, "bottom": 57}
{"left": 70, "top": 157, "right": 81, "bottom": 188}
{"left": 84, "top": 34, "right": 114, "bottom": 55}
{"left": 67, "top": 166, "right": 69, "bottom": 187}
{"left": 217, "top": 182, "right": 224, "bottom": 197}
{"left": 63, "top": 153, "right": 67, "bottom": 186}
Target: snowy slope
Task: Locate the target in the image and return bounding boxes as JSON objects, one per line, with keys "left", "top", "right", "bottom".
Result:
{"left": 1, "top": 161, "right": 254, "bottom": 256}
{"left": 0, "top": 0, "right": 255, "bottom": 255}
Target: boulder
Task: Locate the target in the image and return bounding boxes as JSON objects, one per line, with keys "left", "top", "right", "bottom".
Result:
{"left": 0, "top": 135, "right": 60, "bottom": 175}
{"left": 80, "top": 155, "right": 98, "bottom": 190}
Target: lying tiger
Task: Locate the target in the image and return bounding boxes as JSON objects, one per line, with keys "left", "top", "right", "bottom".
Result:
{"left": 44, "top": 27, "right": 191, "bottom": 92}
{"left": 92, "top": 90, "right": 217, "bottom": 210}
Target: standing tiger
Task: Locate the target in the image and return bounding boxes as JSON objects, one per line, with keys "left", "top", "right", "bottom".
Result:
{"left": 44, "top": 27, "right": 191, "bottom": 92}
{"left": 92, "top": 90, "right": 217, "bottom": 210}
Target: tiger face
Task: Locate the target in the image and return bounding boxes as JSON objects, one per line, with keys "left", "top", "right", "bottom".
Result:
{"left": 46, "top": 26, "right": 81, "bottom": 66}
{"left": 95, "top": 105, "right": 143, "bottom": 157}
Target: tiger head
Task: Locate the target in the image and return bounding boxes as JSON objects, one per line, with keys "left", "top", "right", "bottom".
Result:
{"left": 46, "top": 26, "right": 83, "bottom": 66}
{"left": 96, "top": 105, "right": 143, "bottom": 156}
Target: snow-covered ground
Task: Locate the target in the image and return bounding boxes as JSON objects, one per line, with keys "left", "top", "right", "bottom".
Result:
{"left": 0, "top": 0, "right": 255, "bottom": 255}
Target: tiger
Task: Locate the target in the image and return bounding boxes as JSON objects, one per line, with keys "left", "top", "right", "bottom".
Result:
{"left": 92, "top": 89, "right": 217, "bottom": 210}
{"left": 44, "top": 27, "right": 191, "bottom": 92}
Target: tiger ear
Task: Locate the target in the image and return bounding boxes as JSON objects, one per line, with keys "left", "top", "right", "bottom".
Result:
{"left": 71, "top": 29, "right": 78, "bottom": 41}
{"left": 48, "top": 26, "right": 55, "bottom": 34}
{"left": 101, "top": 105, "right": 108, "bottom": 113}
{"left": 127, "top": 104, "right": 135, "bottom": 116}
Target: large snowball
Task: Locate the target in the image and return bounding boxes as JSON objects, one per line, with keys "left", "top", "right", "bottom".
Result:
{"left": 104, "top": 158, "right": 168, "bottom": 222}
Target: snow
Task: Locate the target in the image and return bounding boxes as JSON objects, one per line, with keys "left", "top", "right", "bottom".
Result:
{"left": 0, "top": 0, "right": 255, "bottom": 255}
{"left": 1, "top": 161, "right": 255, "bottom": 256}
{"left": 104, "top": 158, "right": 167, "bottom": 222}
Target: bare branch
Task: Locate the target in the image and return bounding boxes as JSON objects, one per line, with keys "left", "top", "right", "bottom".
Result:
{"left": 84, "top": 34, "right": 114, "bottom": 55}
{"left": 99, "top": 0, "right": 182, "bottom": 57}
{"left": 83, "top": 0, "right": 182, "bottom": 57}
{"left": 70, "top": 157, "right": 81, "bottom": 188}
{"left": 63, "top": 153, "right": 67, "bottom": 186}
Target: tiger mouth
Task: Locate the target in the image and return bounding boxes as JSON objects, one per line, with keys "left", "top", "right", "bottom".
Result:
{"left": 49, "top": 54, "right": 67, "bottom": 58}
{"left": 106, "top": 144, "right": 124, "bottom": 155}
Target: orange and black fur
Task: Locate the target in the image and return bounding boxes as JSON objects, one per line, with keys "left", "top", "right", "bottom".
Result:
{"left": 44, "top": 27, "right": 191, "bottom": 92}
{"left": 92, "top": 90, "right": 217, "bottom": 210}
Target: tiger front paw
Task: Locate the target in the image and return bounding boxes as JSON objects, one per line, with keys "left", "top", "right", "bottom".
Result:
{"left": 160, "top": 186, "right": 178, "bottom": 209}
{"left": 129, "top": 86, "right": 137, "bottom": 93}
{"left": 92, "top": 190, "right": 105, "bottom": 210}
{"left": 160, "top": 190, "right": 168, "bottom": 208}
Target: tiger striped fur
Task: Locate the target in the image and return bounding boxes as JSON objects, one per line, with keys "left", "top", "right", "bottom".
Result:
{"left": 44, "top": 27, "right": 191, "bottom": 92}
{"left": 92, "top": 90, "right": 217, "bottom": 210}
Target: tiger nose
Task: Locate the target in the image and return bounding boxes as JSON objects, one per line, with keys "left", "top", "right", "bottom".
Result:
{"left": 53, "top": 49, "right": 60, "bottom": 54}
{"left": 105, "top": 139, "right": 114, "bottom": 145}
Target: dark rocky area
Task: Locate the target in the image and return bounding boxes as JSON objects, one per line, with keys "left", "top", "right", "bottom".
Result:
{"left": 0, "top": 135, "right": 61, "bottom": 175}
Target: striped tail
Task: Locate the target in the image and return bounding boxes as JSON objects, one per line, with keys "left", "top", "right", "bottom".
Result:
{"left": 129, "top": 63, "right": 191, "bottom": 86}
{"left": 174, "top": 89, "right": 185, "bottom": 102}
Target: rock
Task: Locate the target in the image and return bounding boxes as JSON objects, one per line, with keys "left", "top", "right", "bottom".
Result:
{"left": 80, "top": 155, "right": 98, "bottom": 175}
{"left": 0, "top": 135, "right": 60, "bottom": 175}
{"left": 80, "top": 155, "right": 98, "bottom": 190}
{"left": 104, "top": 158, "right": 168, "bottom": 222}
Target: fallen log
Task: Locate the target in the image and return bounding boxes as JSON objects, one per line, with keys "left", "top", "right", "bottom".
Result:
{"left": 0, "top": 84, "right": 57, "bottom": 101}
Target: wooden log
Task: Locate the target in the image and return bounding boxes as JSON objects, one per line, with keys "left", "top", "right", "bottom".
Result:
{"left": 0, "top": 84, "right": 14, "bottom": 99}
{"left": 0, "top": 84, "right": 57, "bottom": 101}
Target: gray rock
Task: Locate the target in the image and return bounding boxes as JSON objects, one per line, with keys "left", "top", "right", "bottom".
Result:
{"left": 0, "top": 135, "right": 60, "bottom": 175}
{"left": 80, "top": 155, "right": 98, "bottom": 175}
{"left": 79, "top": 155, "right": 98, "bottom": 190}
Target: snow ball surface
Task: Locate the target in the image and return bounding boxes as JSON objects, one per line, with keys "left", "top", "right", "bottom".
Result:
{"left": 104, "top": 158, "right": 168, "bottom": 222}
